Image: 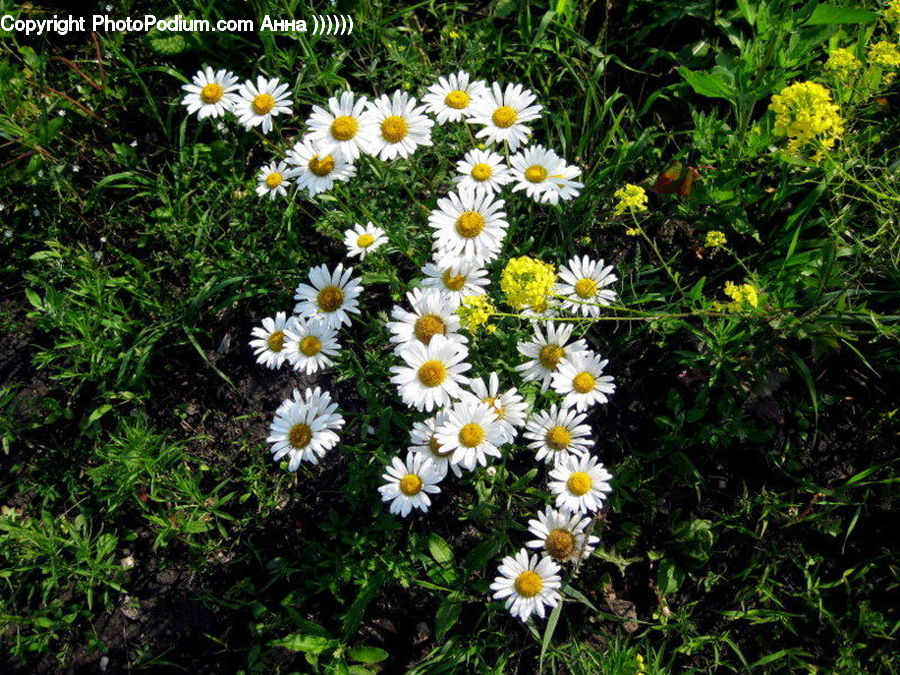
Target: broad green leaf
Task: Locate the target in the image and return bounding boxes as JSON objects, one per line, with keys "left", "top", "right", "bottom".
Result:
{"left": 271, "top": 634, "right": 333, "bottom": 654}
{"left": 435, "top": 599, "right": 461, "bottom": 640}
{"left": 805, "top": 5, "right": 877, "bottom": 25}
{"left": 348, "top": 645, "right": 389, "bottom": 664}
{"left": 428, "top": 534, "right": 454, "bottom": 564}
{"left": 678, "top": 67, "right": 734, "bottom": 99}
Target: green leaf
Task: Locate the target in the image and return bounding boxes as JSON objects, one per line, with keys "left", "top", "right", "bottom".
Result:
{"left": 435, "top": 599, "right": 461, "bottom": 640}
{"left": 539, "top": 595, "right": 564, "bottom": 670}
{"left": 271, "top": 634, "right": 334, "bottom": 654}
{"left": 805, "top": 5, "right": 877, "bottom": 25}
{"left": 678, "top": 67, "right": 733, "bottom": 99}
{"left": 348, "top": 645, "right": 389, "bottom": 664}
{"left": 428, "top": 534, "right": 454, "bottom": 564}
{"left": 657, "top": 558, "right": 684, "bottom": 595}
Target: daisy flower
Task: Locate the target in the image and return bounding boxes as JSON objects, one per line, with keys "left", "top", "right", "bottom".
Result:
{"left": 429, "top": 188, "right": 509, "bottom": 267}
{"left": 422, "top": 71, "right": 487, "bottom": 124}
{"left": 389, "top": 334, "right": 471, "bottom": 412}
{"left": 515, "top": 322, "right": 590, "bottom": 392}
{"left": 509, "top": 145, "right": 583, "bottom": 205}
{"left": 408, "top": 411, "right": 461, "bottom": 479}
{"left": 387, "top": 288, "right": 467, "bottom": 355}
{"left": 282, "top": 318, "right": 341, "bottom": 374}
{"left": 285, "top": 139, "right": 357, "bottom": 197}
{"left": 460, "top": 373, "right": 527, "bottom": 444}
{"left": 304, "top": 91, "right": 376, "bottom": 161}
{"left": 551, "top": 352, "right": 615, "bottom": 412}
{"left": 233, "top": 76, "right": 292, "bottom": 134}
{"left": 181, "top": 66, "right": 239, "bottom": 119}
{"left": 420, "top": 259, "right": 490, "bottom": 309}
{"left": 293, "top": 263, "right": 364, "bottom": 329}
{"left": 378, "top": 453, "right": 443, "bottom": 517}
{"left": 344, "top": 222, "right": 387, "bottom": 260}
{"left": 453, "top": 148, "right": 514, "bottom": 195}
{"left": 556, "top": 256, "right": 618, "bottom": 316}
{"left": 435, "top": 400, "right": 506, "bottom": 472}
{"left": 249, "top": 312, "right": 294, "bottom": 369}
{"left": 526, "top": 507, "right": 600, "bottom": 563}
{"left": 548, "top": 453, "right": 612, "bottom": 513}
{"left": 467, "top": 82, "right": 543, "bottom": 152}
{"left": 491, "top": 548, "right": 562, "bottom": 622}
{"left": 523, "top": 404, "right": 594, "bottom": 464}
{"left": 365, "top": 90, "right": 434, "bottom": 161}
{"left": 255, "top": 160, "right": 297, "bottom": 200}
{"left": 267, "top": 388, "right": 345, "bottom": 470}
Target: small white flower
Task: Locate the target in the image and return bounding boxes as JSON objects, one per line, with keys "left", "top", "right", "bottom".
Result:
{"left": 526, "top": 507, "right": 600, "bottom": 563}
{"left": 491, "top": 548, "right": 562, "bottom": 622}
{"left": 551, "top": 352, "right": 615, "bottom": 412}
{"left": 460, "top": 372, "right": 527, "bottom": 444}
{"left": 282, "top": 318, "right": 341, "bottom": 374}
{"left": 523, "top": 404, "right": 594, "bottom": 464}
{"left": 419, "top": 258, "right": 490, "bottom": 309}
{"left": 408, "top": 410, "right": 461, "bottom": 479}
{"left": 344, "top": 222, "right": 387, "bottom": 260}
{"left": 387, "top": 288, "right": 467, "bottom": 356}
{"left": 181, "top": 66, "right": 240, "bottom": 120}
{"left": 556, "top": 255, "right": 618, "bottom": 317}
{"left": 467, "top": 82, "right": 543, "bottom": 152}
{"left": 389, "top": 334, "right": 471, "bottom": 413}
{"left": 509, "top": 145, "right": 583, "bottom": 205}
{"left": 72, "top": 164, "right": 81, "bottom": 173}
{"left": 548, "top": 453, "right": 612, "bottom": 513}
{"left": 435, "top": 400, "right": 507, "bottom": 472}
{"left": 248, "top": 312, "right": 294, "bottom": 369}
{"left": 304, "top": 91, "right": 377, "bottom": 161}
{"left": 57, "top": 109, "right": 66, "bottom": 117}
{"left": 422, "top": 71, "right": 487, "bottom": 124}
{"left": 515, "top": 322, "right": 590, "bottom": 393}
{"left": 267, "top": 388, "right": 345, "bottom": 470}
{"left": 378, "top": 453, "right": 443, "bottom": 517}
{"left": 293, "top": 263, "right": 364, "bottom": 329}
{"left": 130, "top": 140, "right": 138, "bottom": 147}
{"left": 453, "top": 148, "right": 514, "bottom": 195}
{"left": 429, "top": 188, "right": 509, "bottom": 267}
{"left": 365, "top": 90, "right": 434, "bottom": 161}
{"left": 285, "top": 139, "right": 357, "bottom": 198}
{"left": 255, "top": 160, "right": 297, "bottom": 200}
{"left": 233, "top": 75, "right": 292, "bottom": 134}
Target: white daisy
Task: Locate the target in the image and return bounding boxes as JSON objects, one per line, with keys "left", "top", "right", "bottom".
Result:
{"left": 491, "top": 548, "right": 562, "bottom": 622}
{"left": 460, "top": 373, "right": 527, "bottom": 444}
{"left": 293, "top": 263, "right": 364, "bottom": 329}
{"left": 509, "top": 145, "right": 583, "bottom": 205}
{"left": 523, "top": 404, "right": 594, "bottom": 464}
{"left": 255, "top": 160, "right": 297, "bottom": 200}
{"left": 389, "top": 334, "right": 471, "bottom": 413}
{"left": 304, "top": 91, "right": 376, "bottom": 161}
{"left": 422, "top": 71, "right": 487, "bottom": 124}
{"left": 526, "top": 507, "right": 600, "bottom": 563}
{"left": 548, "top": 453, "right": 612, "bottom": 513}
{"left": 343, "top": 222, "right": 387, "bottom": 260}
{"left": 435, "top": 400, "right": 506, "bottom": 472}
{"left": 428, "top": 188, "right": 509, "bottom": 267}
{"left": 233, "top": 76, "right": 292, "bottom": 134}
{"left": 267, "top": 388, "right": 345, "bottom": 470}
{"left": 467, "top": 82, "right": 543, "bottom": 152}
{"left": 378, "top": 453, "right": 443, "bottom": 517}
{"left": 515, "top": 322, "right": 591, "bottom": 393}
{"left": 453, "top": 148, "right": 514, "bottom": 195}
{"left": 408, "top": 411, "right": 461, "bottom": 479}
{"left": 420, "top": 259, "right": 489, "bottom": 310}
{"left": 555, "top": 256, "right": 618, "bottom": 317}
{"left": 285, "top": 139, "right": 357, "bottom": 197}
{"left": 387, "top": 288, "right": 467, "bottom": 356}
{"left": 282, "top": 318, "right": 341, "bottom": 374}
{"left": 551, "top": 352, "right": 615, "bottom": 412}
{"left": 365, "top": 90, "right": 434, "bottom": 161}
{"left": 180, "top": 66, "right": 240, "bottom": 119}
{"left": 248, "top": 312, "right": 294, "bottom": 369}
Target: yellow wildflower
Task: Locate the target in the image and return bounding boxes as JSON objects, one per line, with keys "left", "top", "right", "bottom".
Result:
{"left": 769, "top": 81, "right": 844, "bottom": 158}
{"left": 824, "top": 48, "right": 861, "bottom": 76}
{"left": 705, "top": 231, "right": 727, "bottom": 248}
{"left": 723, "top": 281, "right": 759, "bottom": 312}
{"left": 448, "top": 30, "right": 461, "bottom": 39}
{"left": 500, "top": 256, "right": 556, "bottom": 311}
{"left": 612, "top": 184, "right": 649, "bottom": 216}
{"left": 868, "top": 40, "right": 900, "bottom": 69}
{"left": 457, "top": 295, "right": 496, "bottom": 333}
{"left": 884, "top": 0, "right": 900, "bottom": 31}
{"left": 625, "top": 226, "right": 642, "bottom": 236}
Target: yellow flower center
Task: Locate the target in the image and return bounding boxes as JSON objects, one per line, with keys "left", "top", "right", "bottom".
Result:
{"left": 418, "top": 360, "right": 447, "bottom": 387}
{"left": 573, "top": 372, "right": 596, "bottom": 394}
{"left": 265, "top": 172, "right": 283, "bottom": 189}
{"left": 330, "top": 115, "right": 358, "bottom": 141}
{"left": 470, "top": 163, "right": 493, "bottom": 182}
{"left": 380, "top": 115, "right": 408, "bottom": 143}
{"left": 299, "top": 335, "right": 322, "bottom": 357}
{"left": 444, "top": 89, "right": 470, "bottom": 109}
{"left": 455, "top": 211, "right": 486, "bottom": 238}
{"left": 538, "top": 344, "right": 565, "bottom": 370}
{"left": 200, "top": 82, "right": 224, "bottom": 104}
{"left": 574, "top": 278, "right": 598, "bottom": 299}
{"left": 356, "top": 233, "right": 376, "bottom": 248}
{"left": 399, "top": 473, "right": 423, "bottom": 496}
{"left": 545, "top": 529, "right": 576, "bottom": 560}
{"left": 429, "top": 436, "right": 453, "bottom": 457}
{"left": 413, "top": 314, "right": 447, "bottom": 345}
{"left": 442, "top": 270, "right": 467, "bottom": 291}
{"left": 317, "top": 285, "right": 345, "bottom": 313}
{"left": 567, "top": 471, "right": 592, "bottom": 496}
{"left": 483, "top": 397, "right": 506, "bottom": 419}
{"left": 545, "top": 425, "right": 572, "bottom": 451}
{"left": 288, "top": 423, "right": 312, "bottom": 449}
{"left": 266, "top": 330, "right": 286, "bottom": 352}
{"left": 492, "top": 105, "right": 518, "bottom": 128}
{"left": 514, "top": 570, "right": 543, "bottom": 598}
{"left": 525, "top": 165, "right": 548, "bottom": 183}
{"left": 308, "top": 154, "right": 335, "bottom": 177}
{"left": 252, "top": 93, "right": 276, "bottom": 115}
{"left": 458, "top": 423, "right": 485, "bottom": 448}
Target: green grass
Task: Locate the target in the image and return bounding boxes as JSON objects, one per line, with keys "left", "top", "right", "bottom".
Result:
{"left": 1, "top": 0, "right": 898, "bottom": 672}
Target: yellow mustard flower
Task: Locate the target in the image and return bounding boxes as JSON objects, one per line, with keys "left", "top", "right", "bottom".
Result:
{"left": 769, "top": 81, "right": 845, "bottom": 159}
{"left": 868, "top": 40, "right": 900, "bottom": 69}
{"left": 500, "top": 256, "right": 556, "bottom": 311}
{"left": 613, "top": 184, "right": 649, "bottom": 216}
{"left": 722, "top": 281, "right": 759, "bottom": 311}
{"left": 625, "top": 226, "right": 642, "bottom": 236}
{"left": 884, "top": 0, "right": 900, "bottom": 31}
{"left": 824, "top": 48, "right": 861, "bottom": 76}
{"left": 705, "top": 231, "right": 727, "bottom": 248}
{"left": 457, "top": 295, "right": 496, "bottom": 333}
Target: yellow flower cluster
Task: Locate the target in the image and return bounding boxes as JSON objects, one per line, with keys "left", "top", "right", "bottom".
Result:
{"left": 825, "top": 48, "right": 861, "bottom": 76}
{"left": 612, "top": 184, "right": 649, "bottom": 216}
{"left": 885, "top": 0, "right": 900, "bottom": 31}
{"left": 769, "top": 81, "right": 845, "bottom": 158}
{"left": 457, "top": 295, "right": 496, "bottom": 333}
{"left": 500, "top": 256, "right": 556, "bottom": 311}
{"left": 705, "top": 231, "right": 727, "bottom": 248}
{"left": 868, "top": 40, "right": 900, "bottom": 69}
{"left": 723, "top": 281, "right": 759, "bottom": 311}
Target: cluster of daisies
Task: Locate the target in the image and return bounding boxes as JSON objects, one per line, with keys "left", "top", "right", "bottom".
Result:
{"left": 186, "top": 68, "right": 618, "bottom": 624}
